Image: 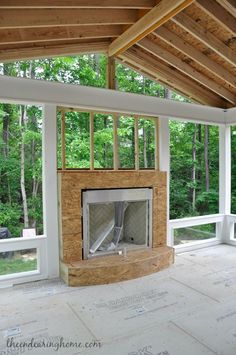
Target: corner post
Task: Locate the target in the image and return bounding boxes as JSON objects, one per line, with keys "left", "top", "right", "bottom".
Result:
{"left": 219, "top": 124, "right": 232, "bottom": 242}
{"left": 42, "top": 104, "right": 59, "bottom": 278}
{"left": 159, "top": 117, "right": 172, "bottom": 246}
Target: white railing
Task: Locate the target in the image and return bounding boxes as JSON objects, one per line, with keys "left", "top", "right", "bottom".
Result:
{"left": 169, "top": 214, "right": 225, "bottom": 253}
{"left": 0, "top": 235, "right": 47, "bottom": 286}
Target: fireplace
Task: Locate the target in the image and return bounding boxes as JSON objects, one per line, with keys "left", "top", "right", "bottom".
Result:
{"left": 82, "top": 188, "right": 152, "bottom": 259}
{"left": 58, "top": 170, "right": 174, "bottom": 286}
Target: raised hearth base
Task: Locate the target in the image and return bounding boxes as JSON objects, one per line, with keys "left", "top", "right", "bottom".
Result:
{"left": 60, "top": 246, "right": 174, "bottom": 286}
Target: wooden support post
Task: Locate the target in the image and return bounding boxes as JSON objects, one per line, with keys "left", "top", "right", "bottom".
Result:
{"left": 90, "top": 112, "right": 94, "bottom": 170}
{"left": 134, "top": 115, "right": 139, "bottom": 170}
{"left": 108, "top": 56, "right": 119, "bottom": 170}
{"left": 61, "top": 109, "right": 66, "bottom": 170}
{"left": 154, "top": 117, "right": 159, "bottom": 170}
{"left": 113, "top": 114, "right": 119, "bottom": 170}
{"left": 107, "top": 56, "right": 116, "bottom": 90}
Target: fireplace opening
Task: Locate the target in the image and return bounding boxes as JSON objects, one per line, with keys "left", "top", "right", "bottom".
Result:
{"left": 82, "top": 188, "right": 152, "bottom": 259}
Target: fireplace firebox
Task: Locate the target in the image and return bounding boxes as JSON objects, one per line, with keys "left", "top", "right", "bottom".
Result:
{"left": 82, "top": 188, "right": 152, "bottom": 259}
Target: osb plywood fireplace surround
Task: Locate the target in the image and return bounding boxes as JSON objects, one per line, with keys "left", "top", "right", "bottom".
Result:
{"left": 58, "top": 170, "right": 174, "bottom": 286}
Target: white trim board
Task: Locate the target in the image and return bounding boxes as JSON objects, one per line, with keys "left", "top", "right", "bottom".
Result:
{"left": 0, "top": 75, "right": 228, "bottom": 124}
{"left": 169, "top": 214, "right": 224, "bottom": 229}
{"left": 226, "top": 107, "right": 236, "bottom": 124}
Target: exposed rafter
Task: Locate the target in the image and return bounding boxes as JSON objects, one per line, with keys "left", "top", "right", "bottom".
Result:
{"left": 173, "top": 12, "right": 236, "bottom": 67}
{"left": 0, "top": 25, "right": 122, "bottom": 45}
{"left": 0, "top": 0, "right": 156, "bottom": 8}
{"left": 116, "top": 56, "right": 195, "bottom": 103}
{"left": 215, "top": 0, "right": 236, "bottom": 18}
{"left": 118, "top": 46, "right": 227, "bottom": 107}
{"left": 196, "top": 0, "right": 236, "bottom": 35}
{"left": 154, "top": 26, "right": 236, "bottom": 88}
{"left": 0, "top": 41, "right": 109, "bottom": 62}
{"left": 0, "top": 9, "right": 138, "bottom": 29}
{"left": 108, "top": 0, "right": 194, "bottom": 56}
{"left": 138, "top": 37, "right": 236, "bottom": 104}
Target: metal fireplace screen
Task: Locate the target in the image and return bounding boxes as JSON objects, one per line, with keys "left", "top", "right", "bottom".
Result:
{"left": 82, "top": 188, "right": 152, "bottom": 259}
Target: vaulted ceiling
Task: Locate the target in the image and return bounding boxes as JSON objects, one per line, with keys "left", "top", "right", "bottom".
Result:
{"left": 0, "top": 0, "right": 235, "bottom": 108}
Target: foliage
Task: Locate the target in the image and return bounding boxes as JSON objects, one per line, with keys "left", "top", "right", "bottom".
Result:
{"left": 231, "top": 127, "right": 236, "bottom": 214}
{"left": 170, "top": 121, "right": 219, "bottom": 219}
{"left": 0, "top": 203, "right": 22, "bottom": 237}
{"left": 0, "top": 253, "right": 37, "bottom": 275}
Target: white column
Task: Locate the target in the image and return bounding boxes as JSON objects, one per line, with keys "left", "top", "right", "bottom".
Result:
{"left": 219, "top": 125, "right": 232, "bottom": 242}
{"left": 159, "top": 117, "right": 172, "bottom": 246}
{"left": 42, "top": 104, "right": 59, "bottom": 278}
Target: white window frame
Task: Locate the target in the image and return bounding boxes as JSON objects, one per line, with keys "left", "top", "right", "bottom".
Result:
{"left": 0, "top": 236, "right": 47, "bottom": 286}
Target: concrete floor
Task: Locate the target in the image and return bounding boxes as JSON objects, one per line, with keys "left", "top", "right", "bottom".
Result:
{"left": 0, "top": 244, "right": 236, "bottom": 355}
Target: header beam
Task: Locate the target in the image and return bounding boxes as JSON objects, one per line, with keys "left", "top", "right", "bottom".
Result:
{"left": 0, "top": 75, "right": 228, "bottom": 124}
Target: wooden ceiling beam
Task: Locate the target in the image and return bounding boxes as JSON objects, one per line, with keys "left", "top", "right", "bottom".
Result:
{"left": 0, "top": 41, "right": 109, "bottom": 62}
{"left": 118, "top": 46, "right": 226, "bottom": 107}
{"left": 173, "top": 12, "right": 236, "bottom": 67}
{"left": 0, "top": 0, "right": 156, "bottom": 9}
{"left": 108, "top": 0, "right": 194, "bottom": 56}
{"left": 196, "top": 0, "right": 236, "bottom": 35}
{"left": 138, "top": 37, "right": 236, "bottom": 104}
{"left": 154, "top": 26, "right": 236, "bottom": 88}
{"left": 0, "top": 9, "right": 138, "bottom": 29}
{"left": 0, "top": 25, "right": 122, "bottom": 45}
{"left": 215, "top": 0, "right": 236, "bottom": 18}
